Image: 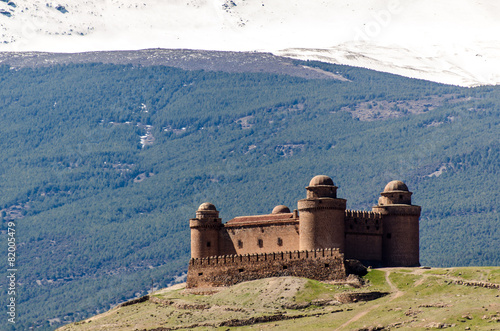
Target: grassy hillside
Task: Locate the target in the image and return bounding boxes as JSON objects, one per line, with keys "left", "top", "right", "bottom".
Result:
{"left": 59, "top": 267, "right": 500, "bottom": 330}
{"left": 0, "top": 62, "right": 498, "bottom": 330}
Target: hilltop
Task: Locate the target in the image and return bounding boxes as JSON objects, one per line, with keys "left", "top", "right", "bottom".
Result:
{"left": 59, "top": 267, "right": 500, "bottom": 330}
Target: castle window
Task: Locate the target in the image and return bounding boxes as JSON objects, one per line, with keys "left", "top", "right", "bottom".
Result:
{"left": 206, "top": 241, "right": 211, "bottom": 247}
{"left": 366, "top": 226, "right": 370, "bottom": 230}
{"left": 198, "top": 272, "right": 203, "bottom": 276}
{"left": 277, "top": 238, "right": 283, "bottom": 246}
{"left": 399, "top": 195, "right": 403, "bottom": 200}
{"left": 350, "top": 224, "right": 353, "bottom": 229}
{"left": 238, "top": 268, "right": 244, "bottom": 273}
{"left": 282, "top": 265, "right": 288, "bottom": 270}
{"left": 258, "top": 239, "right": 263, "bottom": 248}
{"left": 387, "top": 233, "right": 392, "bottom": 239}
{"left": 324, "top": 263, "right": 330, "bottom": 268}
{"left": 237, "top": 240, "right": 243, "bottom": 248}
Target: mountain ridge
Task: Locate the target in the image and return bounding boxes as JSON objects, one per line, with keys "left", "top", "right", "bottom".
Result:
{"left": 1, "top": 0, "right": 499, "bottom": 86}
{"left": 0, "top": 49, "right": 347, "bottom": 80}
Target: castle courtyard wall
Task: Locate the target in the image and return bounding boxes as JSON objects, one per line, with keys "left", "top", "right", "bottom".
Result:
{"left": 220, "top": 219, "right": 300, "bottom": 255}
{"left": 345, "top": 234, "right": 383, "bottom": 263}
{"left": 344, "top": 210, "right": 383, "bottom": 264}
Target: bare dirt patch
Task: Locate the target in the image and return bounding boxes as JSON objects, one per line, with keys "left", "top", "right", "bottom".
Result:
{"left": 342, "top": 94, "right": 470, "bottom": 121}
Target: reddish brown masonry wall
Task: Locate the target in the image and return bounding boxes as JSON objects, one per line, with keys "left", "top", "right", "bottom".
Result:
{"left": 373, "top": 205, "right": 421, "bottom": 267}
{"left": 297, "top": 198, "right": 346, "bottom": 251}
{"left": 220, "top": 219, "right": 300, "bottom": 255}
{"left": 344, "top": 210, "right": 383, "bottom": 263}
{"left": 187, "top": 248, "right": 346, "bottom": 288}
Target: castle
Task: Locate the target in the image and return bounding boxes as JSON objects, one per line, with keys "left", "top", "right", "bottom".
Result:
{"left": 187, "top": 175, "right": 421, "bottom": 288}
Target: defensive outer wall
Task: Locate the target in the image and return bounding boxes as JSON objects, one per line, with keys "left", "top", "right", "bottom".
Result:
{"left": 187, "top": 175, "right": 421, "bottom": 288}
{"left": 187, "top": 248, "right": 345, "bottom": 288}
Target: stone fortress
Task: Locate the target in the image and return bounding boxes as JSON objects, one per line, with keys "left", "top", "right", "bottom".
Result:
{"left": 187, "top": 175, "right": 421, "bottom": 288}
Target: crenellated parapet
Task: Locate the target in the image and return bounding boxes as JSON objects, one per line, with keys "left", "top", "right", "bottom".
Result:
{"left": 187, "top": 248, "right": 345, "bottom": 288}
{"left": 189, "top": 248, "right": 342, "bottom": 267}
{"left": 345, "top": 210, "right": 383, "bottom": 220}
{"left": 344, "top": 210, "right": 383, "bottom": 235}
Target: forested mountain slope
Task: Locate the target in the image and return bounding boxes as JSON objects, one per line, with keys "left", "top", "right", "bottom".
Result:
{"left": 0, "top": 62, "right": 498, "bottom": 330}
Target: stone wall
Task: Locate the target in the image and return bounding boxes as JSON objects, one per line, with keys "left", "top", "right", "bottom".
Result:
{"left": 220, "top": 220, "right": 300, "bottom": 256}
{"left": 344, "top": 210, "right": 383, "bottom": 235}
{"left": 297, "top": 198, "right": 346, "bottom": 251}
{"left": 345, "top": 234, "right": 383, "bottom": 264}
{"left": 344, "top": 210, "right": 383, "bottom": 264}
{"left": 187, "top": 248, "right": 346, "bottom": 288}
{"left": 373, "top": 205, "right": 421, "bottom": 267}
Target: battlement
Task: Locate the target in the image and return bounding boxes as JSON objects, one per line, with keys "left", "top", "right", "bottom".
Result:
{"left": 345, "top": 210, "right": 383, "bottom": 220}
{"left": 189, "top": 248, "right": 341, "bottom": 267}
{"left": 187, "top": 248, "right": 345, "bottom": 288}
{"left": 344, "top": 210, "right": 383, "bottom": 235}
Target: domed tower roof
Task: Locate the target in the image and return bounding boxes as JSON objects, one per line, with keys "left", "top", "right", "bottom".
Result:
{"left": 271, "top": 205, "right": 291, "bottom": 214}
{"left": 198, "top": 202, "right": 217, "bottom": 211}
{"left": 309, "top": 175, "right": 335, "bottom": 187}
{"left": 306, "top": 175, "right": 337, "bottom": 199}
{"left": 195, "top": 202, "right": 219, "bottom": 219}
{"left": 383, "top": 180, "right": 409, "bottom": 192}
{"left": 378, "top": 180, "right": 412, "bottom": 205}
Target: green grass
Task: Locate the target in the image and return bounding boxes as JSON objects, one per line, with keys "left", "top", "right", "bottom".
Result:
{"left": 389, "top": 272, "right": 422, "bottom": 291}
{"left": 293, "top": 279, "right": 348, "bottom": 303}
{"left": 424, "top": 268, "right": 450, "bottom": 275}
{"left": 424, "top": 267, "right": 500, "bottom": 283}
{"left": 363, "top": 269, "right": 390, "bottom": 292}
{"left": 59, "top": 268, "right": 500, "bottom": 331}
{"left": 395, "top": 269, "right": 412, "bottom": 273}
{"left": 487, "top": 268, "right": 500, "bottom": 283}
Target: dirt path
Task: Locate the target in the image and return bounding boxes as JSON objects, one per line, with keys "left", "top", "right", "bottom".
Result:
{"left": 385, "top": 270, "right": 404, "bottom": 299}
{"left": 334, "top": 269, "right": 402, "bottom": 330}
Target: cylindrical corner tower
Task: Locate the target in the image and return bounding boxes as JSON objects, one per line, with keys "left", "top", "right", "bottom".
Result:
{"left": 298, "top": 175, "right": 347, "bottom": 252}
{"left": 189, "top": 202, "right": 222, "bottom": 259}
{"left": 372, "top": 180, "right": 421, "bottom": 267}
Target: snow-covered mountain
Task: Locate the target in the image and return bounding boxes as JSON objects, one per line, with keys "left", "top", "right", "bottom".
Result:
{"left": 1, "top": 0, "right": 499, "bottom": 86}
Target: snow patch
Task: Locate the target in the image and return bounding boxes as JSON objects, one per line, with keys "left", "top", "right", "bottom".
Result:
{"left": 0, "top": 0, "right": 499, "bottom": 86}
{"left": 427, "top": 164, "right": 448, "bottom": 178}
